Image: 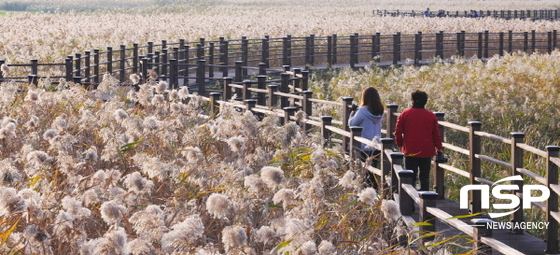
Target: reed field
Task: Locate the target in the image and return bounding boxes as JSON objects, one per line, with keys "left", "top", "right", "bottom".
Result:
{"left": 1, "top": 0, "right": 560, "bottom": 63}
{"left": 0, "top": 0, "right": 559, "bottom": 254}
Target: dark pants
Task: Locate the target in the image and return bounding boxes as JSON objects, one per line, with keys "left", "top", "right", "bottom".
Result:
{"left": 404, "top": 156, "right": 432, "bottom": 191}
{"left": 358, "top": 150, "right": 380, "bottom": 189}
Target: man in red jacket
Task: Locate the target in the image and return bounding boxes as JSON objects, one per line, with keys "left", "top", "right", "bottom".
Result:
{"left": 394, "top": 90, "right": 443, "bottom": 191}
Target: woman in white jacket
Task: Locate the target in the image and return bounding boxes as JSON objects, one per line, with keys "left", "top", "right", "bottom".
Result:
{"left": 348, "top": 87, "right": 384, "bottom": 188}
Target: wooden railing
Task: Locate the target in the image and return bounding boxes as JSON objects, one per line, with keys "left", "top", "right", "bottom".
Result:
{"left": 0, "top": 30, "right": 559, "bottom": 93}
{"left": 375, "top": 9, "right": 560, "bottom": 20}
{"left": 182, "top": 68, "right": 560, "bottom": 254}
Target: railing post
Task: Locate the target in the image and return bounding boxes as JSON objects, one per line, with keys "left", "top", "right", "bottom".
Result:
{"left": 398, "top": 170, "right": 415, "bottom": 216}
{"left": 197, "top": 59, "right": 206, "bottom": 96}
{"left": 349, "top": 126, "right": 363, "bottom": 159}
{"left": 386, "top": 104, "right": 399, "bottom": 139}
{"left": 434, "top": 112, "right": 445, "bottom": 199}
{"left": 169, "top": 59, "right": 178, "bottom": 89}
{"left": 393, "top": 33, "right": 401, "bottom": 65}
{"left": 258, "top": 62, "right": 267, "bottom": 76}
{"left": 456, "top": 32, "right": 463, "bottom": 56}
{"left": 181, "top": 45, "right": 189, "bottom": 86}
{"left": 469, "top": 121, "right": 482, "bottom": 215}
{"left": 390, "top": 152, "right": 404, "bottom": 195}
{"left": 350, "top": 34, "right": 357, "bottom": 68}
{"left": 523, "top": 31, "right": 529, "bottom": 53}
{"left": 74, "top": 53, "right": 82, "bottom": 78}
{"left": 531, "top": 30, "right": 536, "bottom": 53}
{"left": 477, "top": 32, "right": 483, "bottom": 59}
{"left": 292, "top": 68, "right": 301, "bottom": 92}
{"left": 484, "top": 30, "right": 489, "bottom": 59}
{"left": 65, "top": 56, "right": 73, "bottom": 81}
{"left": 352, "top": 33, "right": 360, "bottom": 65}
{"left": 320, "top": 116, "right": 333, "bottom": 144}
{"left": 381, "top": 138, "right": 394, "bottom": 194}
{"left": 245, "top": 99, "right": 257, "bottom": 113}
{"left": 107, "top": 47, "right": 113, "bottom": 74}
{"left": 280, "top": 73, "right": 290, "bottom": 109}
{"left": 208, "top": 42, "right": 215, "bottom": 78}
{"left": 256, "top": 75, "right": 266, "bottom": 106}
{"left": 460, "top": 31, "right": 466, "bottom": 56}
{"left": 341, "top": 97, "right": 353, "bottom": 153}
{"left": 499, "top": 32, "right": 505, "bottom": 56}
{"left": 283, "top": 106, "right": 297, "bottom": 125}
{"left": 267, "top": 84, "right": 278, "bottom": 107}
{"left": 510, "top": 132, "right": 525, "bottom": 234}
{"left": 436, "top": 31, "right": 444, "bottom": 59}
{"left": 196, "top": 43, "right": 204, "bottom": 59}
{"left": 370, "top": 33, "right": 377, "bottom": 62}
{"left": 241, "top": 36, "right": 248, "bottom": 76}
{"left": 132, "top": 43, "right": 139, "bottom": 73}
{"left": 301, "top": 71, "right": 309, "bottom": 91}
{"left": 262, "top": 36, "right": 269, "bottom": 68}
{"left": 471, "top": 218, "right": 494, "bottom": 254}
{"left": 414, "top": 31, "right": 422, "bottom": 65}
{"left": 141, "top": 57, "right": 149, "bottom": 84}
{"left": 120, "top": 45, "right": 126, "bottom": 82}
{"left": 172, "top": 45, "right": 178, "bottom": 60}
{"left": 93, "top": 49, "right": 100, "bottom": 85}
{"left": 332, "top": 34, "right": 338, "bottom": 64}
{"left": 84, "top": 51, "right": 91, "bottom": 84}
{"left": 29, "top": 59, "right": 38, "bottom": 85}
{"left": 327, "top": 35, "right": 333, "bottom": 66}
{"left": 223, "top": 77, "right": 233, "bottom": 101}
{"left": 548, "top": 31, "right": 553, "bottom": 54}
{"left": 220, "top": 40, "right": 229, "bottom": 78}
{"left": 546, "top": 146, "right": 560, "bottom": 254}
{"left": 419, "top": 191, "right": 438, "bottom": 242}
{"left": 283, "top": 35, "right": 292, "bottom": 66}
{"left": 242, "top": 80, "right": 252, "bottom": 102}
{"left": 302, "top": 91, "right": 313, "bottom": 132}
{"left": 234, "top": 61, "right": 243, "bottom": 83}
{"left": 508, "top": 30, "right": 513, "bottom": 53}
{"left": 554, "top": 30, "right": 558, "bottom": 50}
{"left": 305, "top": 35, "right": 312, "bottom": 66}
{"left": 148, "top": 41, "right": 154, "bottom": 54}
{"left": 209, "top": 92, "right": 221, "bottom": 116}
{"left": 30, "top": 59, "right": 38, "bottom": 76}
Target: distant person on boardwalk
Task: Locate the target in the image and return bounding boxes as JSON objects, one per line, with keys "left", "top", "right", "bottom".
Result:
{"left": 471, "top": 10, "right": 480, "bottom": 18}
{"left": 423, "top": 8, "right": 431, "bottom": 17}
{"left": 394, "top": 90, "right": 443, "bottom": 191}
{"left": 437, "top": 9, "right": 446, "bottom": 17}
{"left": 349, "top": 87, "right": 384, "bottom": 189}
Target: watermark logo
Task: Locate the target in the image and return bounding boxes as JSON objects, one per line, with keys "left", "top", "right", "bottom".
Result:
{"left": 459, "top": 175, "right": 550, "bottom": 218}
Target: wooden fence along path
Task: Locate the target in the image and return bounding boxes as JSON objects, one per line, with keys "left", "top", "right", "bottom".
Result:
{"left": 375, "top": 9, "right": 560, "bottom": 20}
{"left": 0, "top": 29, "right": 559, "bottom": 92}
{"left": 1, "top": 24, "right": 560, "bottom": 254}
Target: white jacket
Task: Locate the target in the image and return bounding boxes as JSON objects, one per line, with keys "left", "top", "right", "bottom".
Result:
{"left": 348, "top": 106, "right": 383, "bottom": 151}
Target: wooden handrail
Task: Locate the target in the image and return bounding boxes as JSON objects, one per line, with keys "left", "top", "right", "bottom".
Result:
{"left": 474, "top": 130, "right": 512, "bottom": 144}
{"left": 442, "top": 142, "right": 470, "bottom": 155}
{"left": 438, "top": 120, "right": 470, "bottom": 132}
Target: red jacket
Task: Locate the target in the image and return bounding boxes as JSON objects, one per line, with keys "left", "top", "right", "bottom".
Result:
{"left": 394, "top": 107, "right": 443, "bottom": 158}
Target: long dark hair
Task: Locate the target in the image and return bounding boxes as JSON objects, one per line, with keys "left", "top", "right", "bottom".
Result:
{"left": 360, "top": 87, "right": 384, "bottom": 115}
